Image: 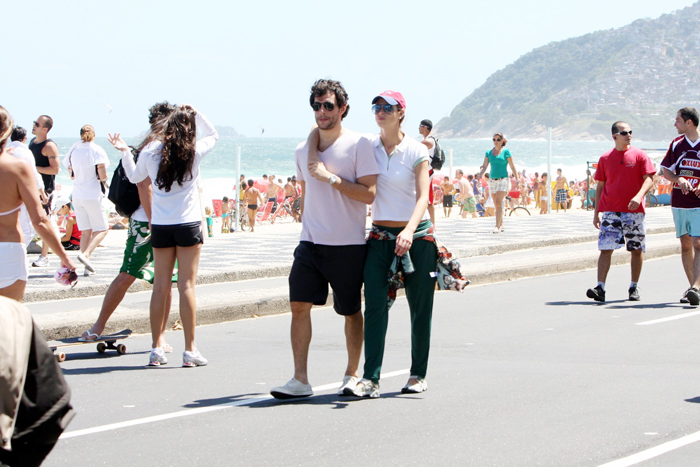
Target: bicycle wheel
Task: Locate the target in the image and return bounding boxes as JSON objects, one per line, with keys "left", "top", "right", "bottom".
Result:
{"left": 509, "top": 207, "right": 530, "bottom": 216}
{"left": 646, "top": 194, "right": 659, "bottom": 207}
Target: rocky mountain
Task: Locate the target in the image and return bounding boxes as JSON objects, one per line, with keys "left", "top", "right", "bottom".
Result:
{"left": 437, "top": 2, "right": 700, "bottom": 141}
{"left": 215, "top": 126, "right": 240, "bottom": 138}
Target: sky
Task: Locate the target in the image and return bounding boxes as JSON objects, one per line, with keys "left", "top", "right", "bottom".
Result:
{"left": 4, "top": 0, "right": 697, "bottom": 139}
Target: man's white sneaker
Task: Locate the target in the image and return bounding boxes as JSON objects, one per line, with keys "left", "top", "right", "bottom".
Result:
{"left": 337, "top": 375, "right": 359, "bottom": 396}
{"left": 148, "top": 347, "right": 167, "bottom": 366}
{"left": 84, "top": 268, "right": 93, "bottom": 276}
{"left": 270, "top": 378, "right": 313, "bottom": 399}
{"left": 77, "top": 253, "right": 95, "bottom": 273}
{"left": 348, "top": 378, "right": 380, "bottom": 398}
{"left": 32, "top": 255, "right": 49, "bottom": 267}
{"left": 182, "top": 349, "right": 208, "bottom": 367}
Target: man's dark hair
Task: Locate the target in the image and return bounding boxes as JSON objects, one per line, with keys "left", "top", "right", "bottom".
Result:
{"left": 149, "top": 101, "right": 177, "bottom": 125}
{"left": 39, "top": 115, "right": 53, "bottom": 131}
{"left": 248, "top": 179, "right": 255, "bottom": 188}
{"left": 11, "top": 126, "right": 27, "bottom": 142}
{"left": 309, "top": 79, "right": 350, "bottom": 119}
{"left": 679, "top": 107, "right": 699, "bottom": 127}
{"left": 287, "top": 177, "right": 291, "bottom": 182}
{"left": 467, "top": 174, "right": 474, "bottom": 181}
{"left": 611, "top": 121, "right": 627, "bottom": 134}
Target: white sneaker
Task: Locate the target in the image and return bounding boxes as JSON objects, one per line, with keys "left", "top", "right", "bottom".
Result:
{"left": 84, "top": 268, "right": 93, "bottom": 276}
{"left": 148, "top": 347, "right": 167, "bottom": 366}
{"left": 348, "top": 378, "right": 380, "bottom": 398}
{"left": 32, "top": 255, "right": 49, "bottom": 267}
{"left": 337, "top": 375, "right": 359, "bottom": 396}
{"left": 77, "top": 253, "right": 94, "bottom": 273}
{"left": 401, "top": 376, "right": 428, "bottom": 394}
{"left": 270, "top": 378, "right": 313, "bottom": 399}
{"left": 182, "top": 349, "right": 208, "bottom": 367}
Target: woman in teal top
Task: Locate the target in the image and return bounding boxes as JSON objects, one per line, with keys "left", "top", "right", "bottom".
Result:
{"left": 478, "top": 132, "right": 517, "bottom": 233}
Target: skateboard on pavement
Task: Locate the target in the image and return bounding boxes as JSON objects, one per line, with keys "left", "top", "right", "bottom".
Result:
{"left": 48, "top": 329, "right": 133, "bottom": 362}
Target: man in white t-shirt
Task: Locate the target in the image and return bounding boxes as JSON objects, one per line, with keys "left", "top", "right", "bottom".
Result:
{"left": 6, "top": 127, "right": 46, "bottom": 247}
{"left": 271, "top": 79, "right": 379, "bottom": 399}
{"left": 419, "top": 119, "right": 436, "bottom": 226}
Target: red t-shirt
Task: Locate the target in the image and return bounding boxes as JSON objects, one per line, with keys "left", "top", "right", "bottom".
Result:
{"left": 67, "top": 213, "right": 81, "bottom": 245}
{"left": 594, "top": 146, "right": 655, "bottom": 213}
{"left": 660, "top": 135, "right": 700, "bottom": 209}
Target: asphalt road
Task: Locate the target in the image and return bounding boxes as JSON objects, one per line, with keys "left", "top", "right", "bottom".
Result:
{"left": 43, "top": 255, "right": 700, "bottom": 467}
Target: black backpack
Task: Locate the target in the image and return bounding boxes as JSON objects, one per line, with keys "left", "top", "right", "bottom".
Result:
{"left": 430, "top": 137, "right": 446, "bottom": 171}
{"left": 107, "top": 148, "right": 141, "bottom": 217}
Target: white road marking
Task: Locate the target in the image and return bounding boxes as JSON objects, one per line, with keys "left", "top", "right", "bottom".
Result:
{"left": 60, "top": 369, "right": 409, "bottom": 440}
{"left": 598, "top": 430, "right": 700, "bottom": 467}
{"left": 636, "top": 311, "right": 700, "bottom": 325}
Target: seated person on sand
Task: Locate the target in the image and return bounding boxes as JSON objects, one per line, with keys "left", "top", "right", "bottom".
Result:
{"left": 54, "top": 197, "right": 81, "bottom": 251}
{"left": 245, "top": 179, "right": 264, "bottom": 232}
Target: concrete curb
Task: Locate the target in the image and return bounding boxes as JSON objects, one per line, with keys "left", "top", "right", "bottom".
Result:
{"left": 38, "top": 243, "right": 680, "bottom": 341}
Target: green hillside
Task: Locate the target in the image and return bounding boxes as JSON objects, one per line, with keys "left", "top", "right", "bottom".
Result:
{"left": 438, "top": 2, "right": 700, "bottom": 141}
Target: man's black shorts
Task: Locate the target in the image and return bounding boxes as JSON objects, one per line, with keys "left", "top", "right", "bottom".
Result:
{"left": 289, "top": 241, "right": 366, "bottom": 316}
{"left": 151, "top": 222, "right": 203, "bottom": 248}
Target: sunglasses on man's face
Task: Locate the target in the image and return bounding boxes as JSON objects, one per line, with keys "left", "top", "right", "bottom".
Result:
{"left": 493, "top": 138, "right": 502, "bottom": 142}
{"left": 615, "top": 130, "right": 632, "bottom": 136}
{"left": 372, "top": 104, "right": 396, "bottom": 115}
{"left": 311, "top": 102, "right": 335, "bottom": 112}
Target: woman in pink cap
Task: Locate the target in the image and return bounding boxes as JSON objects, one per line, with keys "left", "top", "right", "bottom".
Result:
{"left": 349, "top": 91, "right": 437, "bottom": 398}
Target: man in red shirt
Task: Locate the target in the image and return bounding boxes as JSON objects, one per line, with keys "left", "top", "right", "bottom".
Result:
{"left": 587, "top": 121, "right": 655, "bottom": 302}
{"left": 661, "top": 107, "right": 700, "bottom": 305}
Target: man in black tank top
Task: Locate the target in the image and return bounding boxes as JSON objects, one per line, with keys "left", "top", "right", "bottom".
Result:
{"left": 29, "top": 115, "right": 60, "bottom": 268}
{"left": 29, "top": 115, "right": 59, "bottom": 195}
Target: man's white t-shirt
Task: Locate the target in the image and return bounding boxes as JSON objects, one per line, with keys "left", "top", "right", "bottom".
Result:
{"left": 295, "top": 129, "right": 379, "bottom": 246}
{"left": 63, "top": 141, "right": 110, "bottom": 200}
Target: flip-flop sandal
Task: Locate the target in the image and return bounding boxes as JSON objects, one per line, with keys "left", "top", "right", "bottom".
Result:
{"left": 78, "top": 330, "right": 100, "bottom": 342}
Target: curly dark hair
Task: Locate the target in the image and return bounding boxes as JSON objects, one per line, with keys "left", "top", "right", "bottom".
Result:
{"left": 309, "top": 79, "right": 350, "bottom": 119}
{"left": 155, "top": 106, "right": 197, "bottom": 192}
{"left": 136, "top": 101, "right": 177, "bottom": 153}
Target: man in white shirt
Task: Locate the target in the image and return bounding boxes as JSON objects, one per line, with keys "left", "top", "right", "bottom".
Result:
{"left": 271, "top": 79, "right": 379, "bottom": 399}
{"left": 6, "top": 127, "right": 46, "bottom": 247}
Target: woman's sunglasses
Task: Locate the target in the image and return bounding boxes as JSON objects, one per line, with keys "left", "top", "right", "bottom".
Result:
{"left": 371, "top": 104, "right": 396, "bottom": 115}
{"left": 311, "top": 102, "right": 335, "bottom": 112}
{"left": 493, "top": 138, "right": 502, "bottom": 142}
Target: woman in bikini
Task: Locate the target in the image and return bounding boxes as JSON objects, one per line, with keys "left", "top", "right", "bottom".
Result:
{"left": 0, "top": 106, "right": 77, "bottom": 301}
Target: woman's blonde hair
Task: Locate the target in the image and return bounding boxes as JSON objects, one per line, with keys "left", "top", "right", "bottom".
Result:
{"left": 0, "top": 106, "right": 14, "bottom": 151}
{"left": 80, "top": 124, "right": 96, "bottom": 142}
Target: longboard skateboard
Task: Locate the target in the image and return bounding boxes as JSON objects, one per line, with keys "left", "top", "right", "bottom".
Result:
{"left": 48, "top": 329, "right": 132, "bottom": 362}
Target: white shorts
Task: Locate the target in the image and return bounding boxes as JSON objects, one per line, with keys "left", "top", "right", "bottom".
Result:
{"left": 488, "top": 177, "right": 510, "bottom": 193}
{"left": 0, "top": 242, "right": 28, "bottom": 288}
{"left": 73, "top": 197, "right": 109, "bottom": 232}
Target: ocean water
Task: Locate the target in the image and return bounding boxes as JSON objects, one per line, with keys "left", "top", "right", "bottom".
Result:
{"left": 48, "top": 136, "right": 669, "bottom": 201}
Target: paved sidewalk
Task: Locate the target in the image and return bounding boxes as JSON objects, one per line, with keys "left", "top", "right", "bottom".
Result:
{"left": 24, "top": 207, "right": 676, "bottom": 302}
{"left": 24, "top": 207, "right": 681, "bottom": 340}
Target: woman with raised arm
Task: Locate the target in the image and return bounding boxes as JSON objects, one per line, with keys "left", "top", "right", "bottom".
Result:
{"left": 478, "top": 132, "right": 517, "bottom": 233}
{"left": 0, "top": 106, "right": 77, "bottom": 301}
{"left": 109, "top": 105, "right": 218, "bottom": 367}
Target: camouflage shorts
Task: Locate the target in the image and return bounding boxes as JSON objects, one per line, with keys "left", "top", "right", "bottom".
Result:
{"left": 598, "top": 211, "right": 646, "bottom": 252}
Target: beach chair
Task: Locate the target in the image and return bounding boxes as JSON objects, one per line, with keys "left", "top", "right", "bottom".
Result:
{"left": 256, "top": 201, "right": 274, "bottom": 224}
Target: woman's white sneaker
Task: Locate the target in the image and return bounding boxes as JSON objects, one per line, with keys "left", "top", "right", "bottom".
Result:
{"left": 148, "top": 347, "right": 168, "bottom": 366}
{"left": 182, "top": 349, "right": 208, "bottom": 367}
